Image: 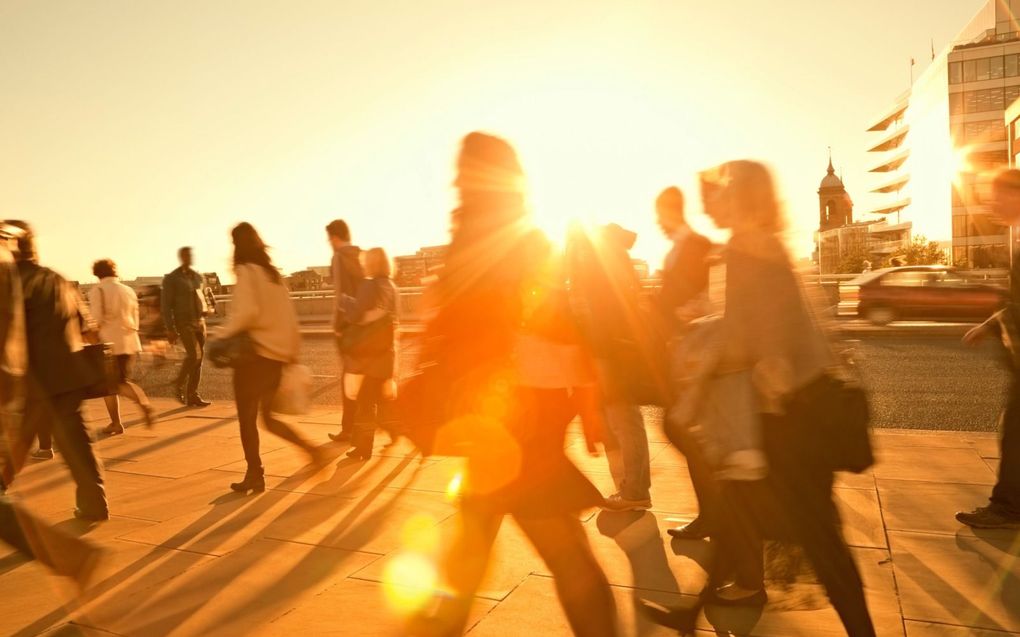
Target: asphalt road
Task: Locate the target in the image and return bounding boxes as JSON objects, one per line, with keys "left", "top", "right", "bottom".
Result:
{"left": 130, "top": 328, "right": 1011, "bottom": 433}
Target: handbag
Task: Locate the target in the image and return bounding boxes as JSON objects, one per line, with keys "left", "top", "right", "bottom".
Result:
{"left": 395, "top": 362, "right": 453, "bottom": 456}
{"left": 785, "top": 373, "right": 873, "bottom": 473}
{"left": 207, "top": 332, "right": 257, "bottom": 369}
{"left": 273, "top": 363, "right": 312, "bottom": 415}
{"left": 340, "top": 315, "right": 394, "bottom": 358}
{"left": 80, "top": 343, "right": 118, "bottom": 399}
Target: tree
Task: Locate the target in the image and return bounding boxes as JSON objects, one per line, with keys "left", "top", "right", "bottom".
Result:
{"left": 898, "top": 235, "right": 947, "bottom": 266}
{"left": 837, "top": 241, "right": 871, "bottom": 274}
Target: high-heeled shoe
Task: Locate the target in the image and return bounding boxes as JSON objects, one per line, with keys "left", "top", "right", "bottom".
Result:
{"left": 230, "top": 474, "right": 266, "bottom": 493}
{"left": 346, "top": 447, "right": 372, "bottom": 460}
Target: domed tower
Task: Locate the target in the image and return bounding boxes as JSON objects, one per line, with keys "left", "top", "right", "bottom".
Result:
{"left": 818, "top": 153, "right": 853, "bottom": 231}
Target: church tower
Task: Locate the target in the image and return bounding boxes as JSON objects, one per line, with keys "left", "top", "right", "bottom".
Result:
{"left": 818, "top": 152, "right": 853, "bottom": 231}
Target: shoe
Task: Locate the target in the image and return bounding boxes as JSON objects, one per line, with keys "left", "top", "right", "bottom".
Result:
{"left": 667, "top": 516, "right": 711, "bottom": 540}
{"left": 142, "top": 404, "right": 156, "bottom": 428}
{"left": 102, "top": 422, "right": 125, "bottom": 436}
{"left": 31, "top": 448, "right": 54, "bottom": 460}
{"left": 601, "top": 493, "right": 652, "bottom": 512}
{"left": 187, "top": 395, "right": 211, "bottom": 408}
{"left": 328, "top": 430, "right": 352, "bottom": 443}
{"left": 229, "top": 473, "right": 266, "bottom": 493}
{"left": 175, "top": 387, "right": 187, "bottom": 405}
{"left": 707, "top": 583, "right": 768, "bottom": 607}
{"left": 956, "top": 506, "right": 1020, "bottom": 529}
{"left": 346, "top": 447, "right": 372, "bottom": 460}
{"left": 73, "top": 507, "right": 110, "bottom": 523}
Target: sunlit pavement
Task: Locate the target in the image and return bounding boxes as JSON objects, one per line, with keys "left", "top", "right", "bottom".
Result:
{"left": 1, "top": 398, "right": 1017, "bottom": 636}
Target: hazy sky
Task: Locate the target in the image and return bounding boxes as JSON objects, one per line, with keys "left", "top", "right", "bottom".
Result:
{"left": 0, "top": 0, "right": 987, "bottom": 282}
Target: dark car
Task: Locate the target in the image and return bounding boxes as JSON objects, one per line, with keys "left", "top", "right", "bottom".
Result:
{"left": 841, "top": 265, "right": 1007, "bottom": 325}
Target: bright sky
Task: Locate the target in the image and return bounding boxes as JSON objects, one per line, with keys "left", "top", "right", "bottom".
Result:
{"left": 0, "top": 0, "right": 987, "bottom": 282}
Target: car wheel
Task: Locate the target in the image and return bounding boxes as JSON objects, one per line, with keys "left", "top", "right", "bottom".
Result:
{"left": 865, "top": 305, "right": 895, "bottom": 326}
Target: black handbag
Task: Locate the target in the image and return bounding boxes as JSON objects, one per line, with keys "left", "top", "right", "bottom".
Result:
{"left": 80, "top": 343, "right": 118, "bottom": 399}
{"left": 207, "top": 333, "right": 257, "bottom": 369}
{"left": 341, "top": 316, "right": 394, "bottom": 358}
{"left": 786, "top": 374, "right": 874, "bottom": 473}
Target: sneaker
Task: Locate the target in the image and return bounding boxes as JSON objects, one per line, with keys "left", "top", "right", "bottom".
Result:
{"left": 602, "top": 493, "right": 652, "bottom": 512}
{"left": 31, "top": 448, "right": 54, "bottom": 460}
{"left": 102, "top": 422, "right": 125, "bottom": 436}
{"left": 956, "top": 506, "right": 1020, "bottom": 529}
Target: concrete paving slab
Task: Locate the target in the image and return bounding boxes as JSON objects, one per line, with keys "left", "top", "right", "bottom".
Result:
{"left": 72, "top": 539, "right": 378, "bottom": 636}
{"left": 878, "top": 479, "right": 997, "bottom": 536}
{"left": 836, "top": 486, "right": 887, "bottom": 549}
{"left": 890, "top": 530, "right": 1020, "bottom": 633}
{"left": 874, "top": 446, "right": 997, "bottom": 485}
{"left": 905, "top": 620, "right": 1020, "bottom": 636}
{"left": 254, "top": 577, "right": 497, "bottom": 636}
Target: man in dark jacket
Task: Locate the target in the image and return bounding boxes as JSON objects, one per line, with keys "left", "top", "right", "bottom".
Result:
{"left": 653, "top": 188, "right": 718, "bottom": 540}
{"left": 1, "top": 220, "right": 108, "bottom": 522}
{"left": 162, "top": 247, "right": 211, "bottom": 407}
{"left": 325, "top": 219, "right": 364, "bottom": 442}
{"left": 958, "top": 169, "right": 1020, "bottom": 529}
{"left": 0, "top": 222, "right": 104, "bottom": 582}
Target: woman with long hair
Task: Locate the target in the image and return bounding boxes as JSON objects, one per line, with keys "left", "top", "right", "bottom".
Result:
{"left": 410, "top": 133, "right": 617, "bottom": 637}
{"left": 216, "top": 222, "right": 324, "bottom": 493}
{"left": 696, "top": 161, "right": 875, "bottom": 636}
{"left": 338, "top": 246, "right": 398, "bottom": 460}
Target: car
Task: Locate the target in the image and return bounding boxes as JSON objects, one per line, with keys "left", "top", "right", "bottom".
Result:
{"left": 841, "top": 265, "right": 1007, "bottom": 325}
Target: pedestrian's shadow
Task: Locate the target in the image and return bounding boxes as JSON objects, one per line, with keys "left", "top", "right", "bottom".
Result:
{"left": 955, "top": 528, "right": 1020, "bottom": 626}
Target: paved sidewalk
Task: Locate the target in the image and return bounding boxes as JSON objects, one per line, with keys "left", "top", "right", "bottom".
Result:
{"left": 1, "top": 399, "right": 1018, "bottom": 636}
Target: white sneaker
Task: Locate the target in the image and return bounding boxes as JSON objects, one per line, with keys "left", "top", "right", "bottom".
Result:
{"left": 602, "top": 493, "right": 652, "bottom": 512}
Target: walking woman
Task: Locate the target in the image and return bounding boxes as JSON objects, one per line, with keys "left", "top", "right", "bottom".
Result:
{"left": 699, "top": 161, "right": 875, "bottom": 636}
{"left": 216, "top": 222, "right": 324, "bottom": 493}
{"left": 88, "top": 259, "right": 156, "bottom": 435}
{"left": 410, "top": 132, "right": 617, "bottom": 637}
{"left": 339, "top": 247, "right": 397, "bottom": 460}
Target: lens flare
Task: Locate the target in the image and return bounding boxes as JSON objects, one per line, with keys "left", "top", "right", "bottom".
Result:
{"left": 382, "top": 552, "right": 438, "bottom": 614}
{"left": 446, "top": 472, "right": 463, "bottom": 501}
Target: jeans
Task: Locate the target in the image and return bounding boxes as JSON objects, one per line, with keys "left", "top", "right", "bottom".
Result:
{"left": 234, "top": 355, "right": 312, "bottom": 475}
{"left": 597, "top": 362, "right": 650, "bottom": 501}
{"left": 991, "top": 374, "right": 1020, "bottom": 516}
{"left": 664, "top": 420, "right": 719, "bottom": 527}
{"left": 175, "top": 321, "right": 206, "bottom": 399}
{"left": 4, "top": 387, "right": 107, "bottom": 517}
{"left": 335, "top": 336, "right": 357, "bottom": 434}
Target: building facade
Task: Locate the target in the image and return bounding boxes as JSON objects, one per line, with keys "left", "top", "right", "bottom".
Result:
{"left": 865, "top": 0, "right": 1020, "bottom": 269}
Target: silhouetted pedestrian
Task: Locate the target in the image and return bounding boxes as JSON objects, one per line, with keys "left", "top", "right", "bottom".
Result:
{"left": 162, "top": 246, "right": 212, "bottom": 407}
{"left": 325, "top": 219, "right": 364, "bottom": 443}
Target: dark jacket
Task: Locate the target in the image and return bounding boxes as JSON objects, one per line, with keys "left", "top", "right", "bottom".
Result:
{"left": 17, "top": 261, "right": 94, "bottom": 396}
{"left": 341, "top": 276, "right": 396, "bottom": 378}
{"left": 331, "top": 245, "right": 363, "bottom": 331}
{"left": 657, "top": 229, "right": 712, "bottom": 331}
{"left": 161, "top": 266, "right": 207, "bottom": 334}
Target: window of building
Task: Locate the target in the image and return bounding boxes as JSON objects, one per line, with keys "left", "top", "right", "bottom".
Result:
{"left": 950, "top": 92, "right": 964, "bottom": 115}
{"left": 949, "top": 61, "right": 963, "bottom": 84}
{"left": 976, "top": 57, "right": 992, "bottom": 80}
{"left": 964, "top": 120, "right": 1009, "bottom": 142}
{"left": 964, "top": 59, "right": 977, "bottom": 82}
{"left": 1008, "top": 54, "right": 1020, "bottom": 77}
{"left": 992, "top": 55, "right": 1006, "bottom": 79}
{"left": 1007, "top": 84, "right": 1020, "bottom": 107}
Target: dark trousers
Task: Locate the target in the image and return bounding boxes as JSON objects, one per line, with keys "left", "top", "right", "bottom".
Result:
{"left": 714, "top": 416, "right": 875, "bottom": 637}
{"left": 3, "top": 388, "right": 107, "bottom": 518}
{"left": 0, "top": 497, "right": 100, "bottom": 578}
{"left": 351, "top": 377, "right": 387, "bottom": 453}
{"left": 175, "top": 321, "right": 206, "bottom": 399}
{"left": 665, "top": 420, "right": 719, "bottom": 527}
{"left": 335, "top": 336, "right": 357, "bottom": 434}
{"left": 991, "top": 374, "right": 1020, "bottom": 516}
{"left": 234, "top": 355, "right": 310, "bottom": 475}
